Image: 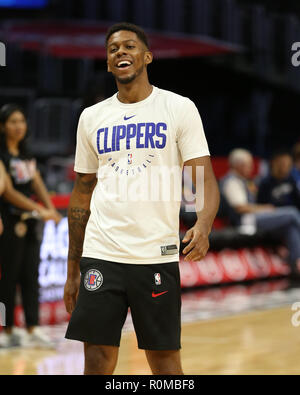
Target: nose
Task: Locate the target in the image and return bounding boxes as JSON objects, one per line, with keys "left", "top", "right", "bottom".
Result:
{"left": 116, "top": 45, "right": 128, "bottom": 57}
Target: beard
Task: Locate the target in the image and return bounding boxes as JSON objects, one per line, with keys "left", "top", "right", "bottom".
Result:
{"left": 114, "top": 64, "right": 144, "bottom": 85}
{"left": 115, "top": 73, "right": 137, "bottom": 85}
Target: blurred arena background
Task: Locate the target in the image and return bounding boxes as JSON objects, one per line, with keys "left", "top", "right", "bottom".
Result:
{"left": 0, "top": 0, "right": 300, "bottom": 375}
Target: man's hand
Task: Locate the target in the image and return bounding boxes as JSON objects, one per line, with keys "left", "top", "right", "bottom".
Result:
{"left": 182, "top": 156, "right": 220, "bottom": 262}
{"left": 182, "top": 222, "right": 210, "bottom": 262}
{"left": 48, "top": 208, "right": 63, "bottom": 224}
{"left": 262, "top": 204, "right": 276, "bottom": 212}
{"left": 64, "top": 275, "right": 81, "bottom": 315}
{"left": 37, "top": 207, "right": 63, "bottom": 224}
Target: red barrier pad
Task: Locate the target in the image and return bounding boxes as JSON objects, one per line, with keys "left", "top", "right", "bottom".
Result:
{"left": 180, "top": 248, "right": 290, "bottom": 288}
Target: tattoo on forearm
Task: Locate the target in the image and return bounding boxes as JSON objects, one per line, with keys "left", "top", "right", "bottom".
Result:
{"left": 68, "top": 207, "right": 90, "bottom": 262}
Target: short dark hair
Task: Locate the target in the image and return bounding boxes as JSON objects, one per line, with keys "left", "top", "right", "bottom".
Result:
{"left": 106, "top": 22, "right": 149, "bottom": 49}
{"left": 270, "top": 149, "right": 292, "bottom": 161}
{"left": 292, "top": 142, "right": 300, "bottom": 161}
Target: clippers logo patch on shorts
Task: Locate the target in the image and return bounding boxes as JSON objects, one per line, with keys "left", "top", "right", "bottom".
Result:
{"left": 160, "top": 245, "right": 178, "bottom": 256}
{"left": 154, "top": 273, "right": 161, "bottom": 285}
{"left": 84, "top": 269, "right": 103, "bottom": 292}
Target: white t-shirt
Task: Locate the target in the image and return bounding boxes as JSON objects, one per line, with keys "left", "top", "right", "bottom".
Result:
{"left": 222, "top": 176, "right": 249, "bottom": 207}
{"left": 75, "top": 86, "right": 210, "bottom": 264}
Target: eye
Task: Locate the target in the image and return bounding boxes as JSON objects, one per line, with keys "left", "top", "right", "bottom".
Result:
{"left": 127, "top": 45, "right": 135, "bottom": 49}
{"left": 110, "top": 48, "right": 117, "bottom": 53}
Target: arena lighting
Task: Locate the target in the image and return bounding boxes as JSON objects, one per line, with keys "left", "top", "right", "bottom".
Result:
{"left": 0, "top": 0, "right": 48, "bottom": 8}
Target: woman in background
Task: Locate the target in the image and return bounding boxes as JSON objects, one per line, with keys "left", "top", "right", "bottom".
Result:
{"left": 0, "top": 160, "right": 6, "bottom": 234}
{"left": 0, "top": 159, "right": 55, "bottom": 235}
{"left": 0, "top": 104, "right": 61, "bottom": 349}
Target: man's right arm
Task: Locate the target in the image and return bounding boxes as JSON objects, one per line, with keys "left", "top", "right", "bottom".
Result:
{"left": 234, "top": 203, "right": 275, "bottom": 214}
{"left": 64, "top": 172, "right": 97, "bottom": 314}
{"left": 222, "top": 177, "right": 274, "bottom": 214}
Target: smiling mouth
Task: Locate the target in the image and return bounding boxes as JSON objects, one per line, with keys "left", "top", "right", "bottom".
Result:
{"left": 116, "top": 61, "right": 133, "bottom": 70}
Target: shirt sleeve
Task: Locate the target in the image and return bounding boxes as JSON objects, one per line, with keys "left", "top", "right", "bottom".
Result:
{"left": 222, "top": 177, "right": 249, "bottom": 207}
{"left": 74, "top": 110, "right": 99, "bottom": 174}
{"left": 177, "top": 99, "right": 210, "bottom": 163}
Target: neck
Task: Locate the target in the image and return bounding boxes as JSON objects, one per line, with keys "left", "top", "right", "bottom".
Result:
{"left": 7, "top": 139, "right": 19, "bottom": 156}
{"left": 231, "top": 169, "right": 243, "bottom": 178}
{"left": 116, "top": 74, "right": 153, "bottom": 104}
{"left": 272, "top": 173, "right": 285, "bottom": 180}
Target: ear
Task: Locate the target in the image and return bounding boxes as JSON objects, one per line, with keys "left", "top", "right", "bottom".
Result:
{"left": 144, "top": 51, "right": 153, "bottom": 66}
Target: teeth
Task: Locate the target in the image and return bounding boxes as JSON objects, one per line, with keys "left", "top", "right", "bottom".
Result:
{"left": 118, "top": 61, "right": 131, "bottom": 67}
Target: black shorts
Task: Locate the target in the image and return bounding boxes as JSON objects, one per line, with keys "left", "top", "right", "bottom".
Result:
{"left": 65, "top": 258, "right": 181, "bottom": 350}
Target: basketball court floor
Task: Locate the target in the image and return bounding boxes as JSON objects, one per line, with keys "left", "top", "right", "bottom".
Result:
{"left": 1, "top": 279, "right": 300, "bottom": 375}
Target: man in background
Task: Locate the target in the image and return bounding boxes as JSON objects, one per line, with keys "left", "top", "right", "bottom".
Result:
{"left": 221, "top": 148, "right": 300, "bottom": 276}
{"left": 257, "top": 150, "right": 300, "bottom": 209}
{"left": 292, "top": 142, "right": 300, "bottom": 191}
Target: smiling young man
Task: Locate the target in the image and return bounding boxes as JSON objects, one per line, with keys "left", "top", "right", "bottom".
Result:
{"left": 64, "top": 22, "right": 220, "bottom": 375}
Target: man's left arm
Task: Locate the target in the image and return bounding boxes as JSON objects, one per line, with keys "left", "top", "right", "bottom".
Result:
{"left": 182, "top": 156, "right": 220, "bottom": 262}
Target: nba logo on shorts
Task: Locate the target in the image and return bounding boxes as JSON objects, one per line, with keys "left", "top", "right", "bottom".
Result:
{"left": 84, "top": 269, "right": 103, "bottom": 291}
{"left": 89, "top": 274, "right": 96, "bottom": 286}
{"left": 128, "top": 154, "right": 133, "bottom": 165}
{"left": 154, "top": 273, "right": 161, "bottom": 285}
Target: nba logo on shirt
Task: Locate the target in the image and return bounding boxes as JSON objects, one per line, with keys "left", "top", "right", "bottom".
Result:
{"left": 128, "top": 154, "right": 133, "bottom": 165}
{"left": 154, "top": 273, "right": 161, "bottom": 285}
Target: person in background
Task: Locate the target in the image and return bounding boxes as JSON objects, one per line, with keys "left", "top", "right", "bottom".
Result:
{"left": 220, "top": 148, "right": 300, "bottom": 276}
{"left": 0, "top": 104, "right": 62, "bottom": 349}
{"left": 292, "top": 142, "right": 300, "bottom": 191}
{"left": 257, "top": 151, "right": 300, "bottom": 210}
{"left": 0, "top": 160, "right": 5, "bottom": 234}
{"left": 0, "top": 159, "right": 58, "bottom": 235}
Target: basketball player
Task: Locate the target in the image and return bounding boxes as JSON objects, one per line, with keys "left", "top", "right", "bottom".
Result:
{"left": 64, "top": 23, "right": 220, "bottom": 375}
